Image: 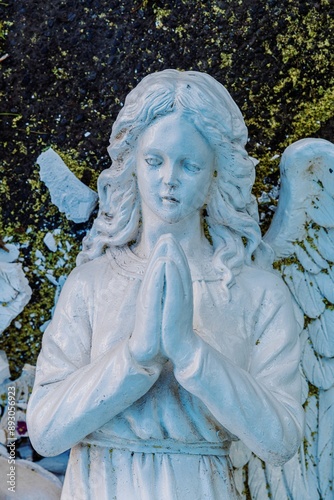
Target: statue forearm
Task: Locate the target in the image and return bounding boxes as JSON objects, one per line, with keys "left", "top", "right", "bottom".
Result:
{"left": 27, "top": 338, "right": 161, "bottom": 457}
{"left": 174, "top": 335, "right": 304, "bottom": 466}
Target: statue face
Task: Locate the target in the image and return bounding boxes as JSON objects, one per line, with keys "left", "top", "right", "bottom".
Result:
{"left": 136, "top": 113, "right": 215, "bottom": 224}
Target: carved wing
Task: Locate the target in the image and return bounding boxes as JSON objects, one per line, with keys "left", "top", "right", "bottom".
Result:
{"left": 231, "top": 138, "right": 334, "bottom": 499}
{"left": 254, "top": 138, "right": 334, "bottom": 499}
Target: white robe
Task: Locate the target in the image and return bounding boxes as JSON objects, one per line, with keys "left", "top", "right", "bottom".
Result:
{"left": 27, "top": 246, "right": 304, "bottom": 499}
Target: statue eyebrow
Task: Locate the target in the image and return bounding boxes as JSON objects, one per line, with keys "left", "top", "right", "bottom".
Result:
{"left": 141, "top": 148, "right": 163, "bottom": 155}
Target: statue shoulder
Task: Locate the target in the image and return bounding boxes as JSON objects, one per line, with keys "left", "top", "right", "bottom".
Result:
{"left": 237, "top": 264, "right": 292, "bottom": 305}
{"left": 65, "top": 253, "right": 112, "bottom": 291}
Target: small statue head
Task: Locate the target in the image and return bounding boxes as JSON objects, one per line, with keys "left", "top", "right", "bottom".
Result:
{"left": 78, "top": 70, "right": 266, "bottom": 273}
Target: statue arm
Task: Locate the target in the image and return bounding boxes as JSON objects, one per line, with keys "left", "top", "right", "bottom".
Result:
{"left": 27, "top": 267, "right": 161, "bottom": 457}
{"left": 174, "top": 278, "right": 304, "bottom": 466}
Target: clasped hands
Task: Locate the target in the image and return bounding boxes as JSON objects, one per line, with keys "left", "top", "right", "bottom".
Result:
{"left": 129, "top": 234, "right": 198, "bottom": 370}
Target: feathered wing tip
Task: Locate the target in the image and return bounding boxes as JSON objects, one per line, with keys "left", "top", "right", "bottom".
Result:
{"left": 256, "top": 137, "right": 334, "bottom": 499}
{"left": 264, "top": 138, "right": 334, "bottom": 257}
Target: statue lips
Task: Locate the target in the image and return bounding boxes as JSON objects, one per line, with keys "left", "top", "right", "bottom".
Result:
{"left": 160, "top": 193, "right": 180, "bottom": 204}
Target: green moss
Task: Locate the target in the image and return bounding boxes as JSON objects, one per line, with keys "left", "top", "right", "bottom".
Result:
{"left": 0, "top": 19, "right": 11, "bottom": 43}
{"left": 288, "top": 86, "right": 334, "bottom": 142}
{"left": 175, "top": 26, "right": 186, "bottom": 38}
{"left": 51, "top": 67, "right": 70, "bottom": 80}
{"left": 52, "top": 146, "right": 100, "bottom": 191}
{"left": 153, "top": 7, "right": 172, "bottom": 29}
{"left": 241, "top": 463, "right": 252, "bottom": 500}
{"left": 237, "top": 4, "right": 334, "bottom": 232}
{"left": 252, "top": 152, "right": 280, "bottom": 233}
{"left": 219, "top": 52, "right": 233, "bottom": 69}
{"left": 0, "top": 175, "right": 10, "bottom": 200}
{"left": 202, "top": 217, "right": 213, "bottom": 246}
{"left": 308, "top": 383, "right": 319, "bottom": 398}
{"left": 323, "top": 298, "right": 334, "bottom": 311}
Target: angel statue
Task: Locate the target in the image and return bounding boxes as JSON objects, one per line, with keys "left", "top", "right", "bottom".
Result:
{"left": 27, "top": 70, "right": 334, "bottom": 499}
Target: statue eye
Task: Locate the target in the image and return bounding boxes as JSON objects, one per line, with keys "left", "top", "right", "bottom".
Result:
{"left": 184, "top": 162, "right": 200, "bottom": 173}
{"left": 145, "top": 157, "right": 162, "bottom": 167}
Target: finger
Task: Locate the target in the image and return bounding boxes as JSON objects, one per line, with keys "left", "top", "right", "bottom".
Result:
{"left": 144, "top": 234, "right": 187, "bottom": 300}
{"left": 155, "top": 233, "right": 187, "bottom": 268}
{"left": 162, "top": 259, "right": 186, "bottom": 326}
{"left": 141, "top": 236, "right": 168, "bottom": 302}
{"left": 149, "top": 234, "right": 188, "bottom": 271}
{"left": 148, "top": 234, "right": 171, "bottom": 261}
{"left": 164, "top": 236, "right": 193, "bottom": 306}
{"left": 140, "top": 257, "right": 166, "bottom": 315}
{"left": 148, "top": 233, "right": 193, "bottom": 305}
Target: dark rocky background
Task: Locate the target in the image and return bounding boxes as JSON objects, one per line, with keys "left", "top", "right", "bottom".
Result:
{"left": 1, "top": 0, "right": 333, "bottom": 376}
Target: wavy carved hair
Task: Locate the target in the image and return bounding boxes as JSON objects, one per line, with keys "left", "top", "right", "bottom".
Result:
{"left": 77, "top": 70, "right": 271, "bottom": 282}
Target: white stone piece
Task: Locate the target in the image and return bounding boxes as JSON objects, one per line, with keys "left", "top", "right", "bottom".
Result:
{"left": 0, "top": 351, "right": 10, "bottom": 385}
{"left": 0, "top": 261, "right": 32, "bottom": 333}
{"left": 0, "top": 445, "right": 62, "bottom": 499}
{"left": 37, "top": 147, "right": 98, "bottom": 223}
{"left": 35, "top": 249, "right": 45, "bottom": 261}
{"left": 0, "top": 243, "right": 19, "bottom": 263}
{"left": 43, "top": 232, "right": 58, "bottom": 252}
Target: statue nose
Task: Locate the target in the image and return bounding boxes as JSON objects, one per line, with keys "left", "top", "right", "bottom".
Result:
{"left": 165, "top": 178, "right": 178, "bottom": 188}
{"left": 163, "top": 162, "right": 180, "bottom": 187}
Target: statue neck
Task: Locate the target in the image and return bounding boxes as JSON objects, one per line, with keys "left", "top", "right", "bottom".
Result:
{"left": 132, "top": 203, "right": 212, "bottom": 261}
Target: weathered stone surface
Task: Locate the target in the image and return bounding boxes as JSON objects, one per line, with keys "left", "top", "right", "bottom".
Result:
{"left": 37, "top": 148, "right": 98, "bottom": 224}
{"left": 0, "top": 254, "right": 32, "bottom": 334}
